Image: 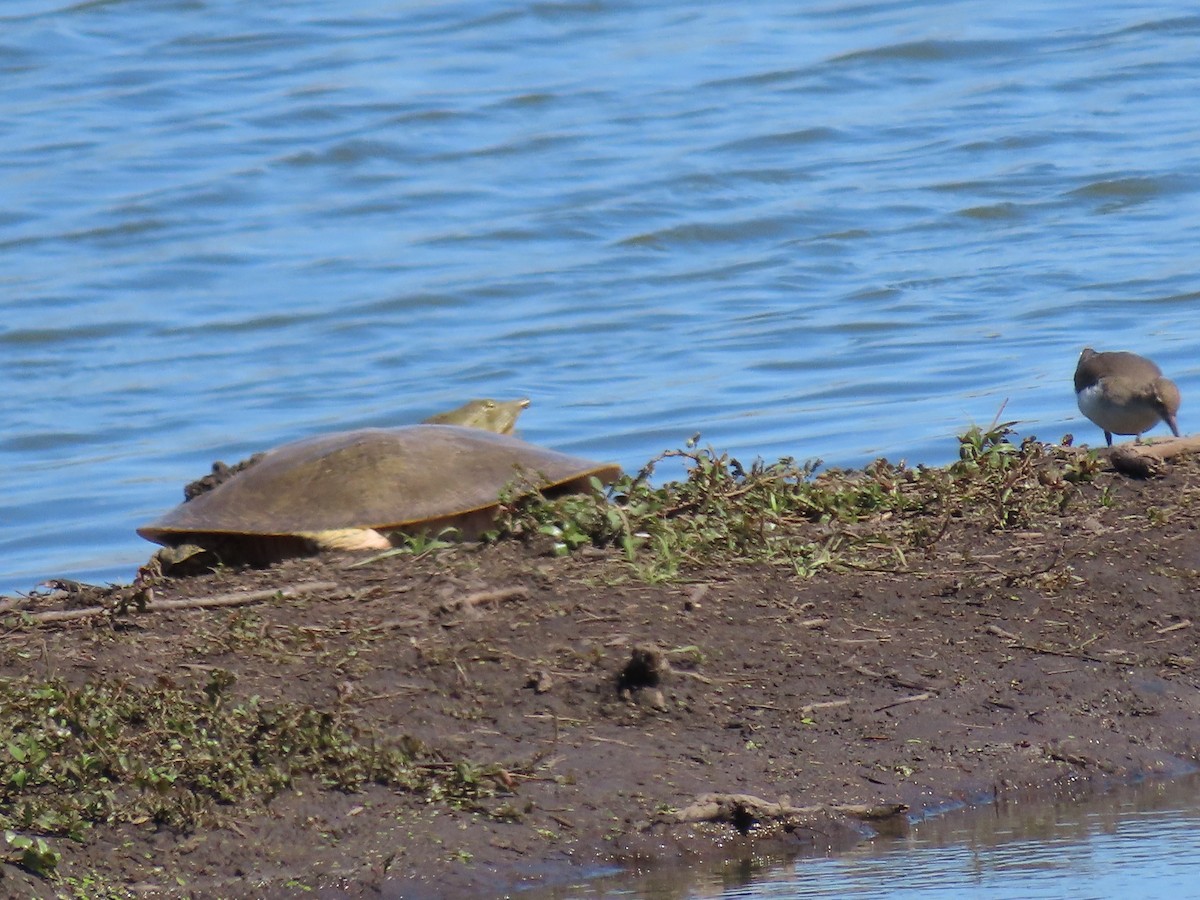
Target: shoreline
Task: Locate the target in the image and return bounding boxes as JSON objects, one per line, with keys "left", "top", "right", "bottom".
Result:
{"left": 2, "top": 439, "right": 1199, "bottom": 896}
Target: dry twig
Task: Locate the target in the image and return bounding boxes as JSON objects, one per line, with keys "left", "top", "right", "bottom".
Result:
{"left": 984, "top": 623, "right": 1020, "bottom": 641}
{"left": 440, "top": 586, "right": 530, "bottom": 614}
{"left": 10, "top": 581, "right": 339, "bottom": 626}
{"left": 874, "top": 692, "right": 933, "bottom": 713}
{"left": 1154, "top": 619, "right": 1191, "bottom": 635}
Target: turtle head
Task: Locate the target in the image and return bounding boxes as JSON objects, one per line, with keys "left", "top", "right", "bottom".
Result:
{"left": 422, "top": 398, "right": 531, "bottom": 434}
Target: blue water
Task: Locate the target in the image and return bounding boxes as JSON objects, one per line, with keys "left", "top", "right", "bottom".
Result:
{"left": 4, "top": 2, "right": 1199, "bottom": 596}
{"left": 733, "top": 780, "right": 1200, "bottom": 900}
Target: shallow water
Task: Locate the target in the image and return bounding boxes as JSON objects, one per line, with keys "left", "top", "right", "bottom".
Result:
{"left": 4, "top": 3, "right": 1199, "bottom": 593}
{"left": 552, "top": 774, "right": 1200, "bottom": 898}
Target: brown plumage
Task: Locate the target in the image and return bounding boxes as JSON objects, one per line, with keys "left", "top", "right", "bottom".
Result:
{"left": 1074, "top": 348, "right": 1181, "bottom": 447}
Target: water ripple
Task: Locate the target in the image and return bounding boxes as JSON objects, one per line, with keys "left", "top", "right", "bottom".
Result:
{"left": 2, "top": 0, "right": 1199, "bottom": 597}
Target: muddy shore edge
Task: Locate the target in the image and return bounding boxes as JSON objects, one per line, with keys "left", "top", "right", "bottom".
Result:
{"left": 2, "top": 440, "right": 1199, "bottom": 898}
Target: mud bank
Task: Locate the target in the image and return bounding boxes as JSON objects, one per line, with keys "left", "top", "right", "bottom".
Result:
{"left": 2, "top": 443, "right": 1198, "bottom": 897}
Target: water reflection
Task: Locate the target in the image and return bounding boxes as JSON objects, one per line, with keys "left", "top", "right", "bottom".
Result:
{"left": 544, "top": 774, "right": 1200, "bottom": 898}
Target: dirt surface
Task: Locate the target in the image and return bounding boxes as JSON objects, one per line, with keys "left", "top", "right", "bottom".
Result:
{"left": 3, "top": 450, "right": 1200, "bottom": 898}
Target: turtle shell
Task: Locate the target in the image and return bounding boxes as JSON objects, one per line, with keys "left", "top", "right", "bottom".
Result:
{"left": 138, "top": 425, "right": 620, "bottom": 554}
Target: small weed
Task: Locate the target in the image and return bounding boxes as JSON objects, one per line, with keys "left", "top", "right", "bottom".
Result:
{"left": 203, "top": 668, "right": 237, "bottom": 705}
{"left": 1063, "top": 449, "right": 1104, "bottom": 483}
{"left": 346, "top": 528, "right": 461, "bottom": 567}
{"left": 5, "top": 830, "right": 61, "bottom": 877}
{"left": 666, "top": 645, "right": 705, "bottom": 666}
{"left": 58, "top": 872, "right": 132, "bottom": 900}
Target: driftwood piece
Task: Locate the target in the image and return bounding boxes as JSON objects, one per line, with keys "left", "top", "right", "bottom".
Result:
{"left": 1106, "top": 435, "right": 1200, "bottom": 478}
{"left": 662, "top": 792, "right": 908, "bottom": 831}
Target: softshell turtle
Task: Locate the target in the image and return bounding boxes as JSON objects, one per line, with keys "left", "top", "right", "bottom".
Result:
{"left": 139, "top": 425, "right": 619, "bottom": 566}
{"left": 182, "top": 398, "right": 531, "bottom": 500}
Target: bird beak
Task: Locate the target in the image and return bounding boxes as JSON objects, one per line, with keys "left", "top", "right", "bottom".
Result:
{"left": 1166, "top": 413, "right": 1181, "bottom": 437}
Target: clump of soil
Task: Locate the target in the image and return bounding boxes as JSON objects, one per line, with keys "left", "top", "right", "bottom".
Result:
{"left": 182, "top": 452, "right": 266, "bottom": 500}
{"left": 2, "top": 437, "right": 1199, "bottom": 897}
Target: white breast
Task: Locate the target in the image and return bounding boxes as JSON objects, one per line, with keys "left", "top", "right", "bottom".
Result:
{"left": 1077, "top": 383, "right": 1161, "bottom": 436}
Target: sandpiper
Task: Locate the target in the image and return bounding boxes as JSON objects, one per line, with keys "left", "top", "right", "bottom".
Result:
{"left": 1074, "top": 348, "right": 1181, "bottom": 446}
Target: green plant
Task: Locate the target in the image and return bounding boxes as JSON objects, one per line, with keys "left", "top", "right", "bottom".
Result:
{"left": 0, "top": 677, "right": 503, "bottom": 840}
{"left": 492, "top": 438, "right": 828, "bottom": 578}
{"left": 346, "top": 528, "right": 461, "bottom": 567}
{"left": 5, "top": 830, "right": 61, "bottom": 877}
{"left": 483, "top": 424, "right": 1087, "bottom": 582}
